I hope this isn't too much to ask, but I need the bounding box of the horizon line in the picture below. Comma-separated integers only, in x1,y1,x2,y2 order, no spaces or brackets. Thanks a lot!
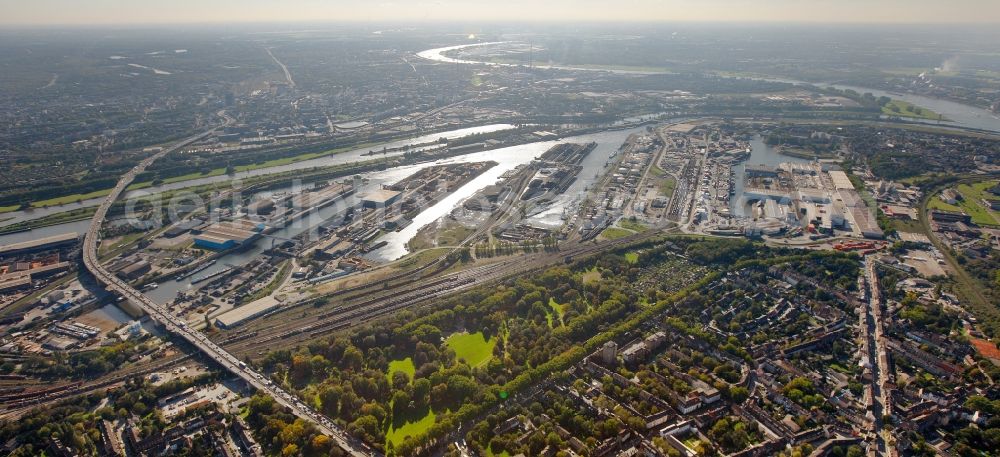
2,18,1000,29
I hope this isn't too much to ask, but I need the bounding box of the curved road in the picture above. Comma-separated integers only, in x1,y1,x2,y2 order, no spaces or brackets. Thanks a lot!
80,116,374,457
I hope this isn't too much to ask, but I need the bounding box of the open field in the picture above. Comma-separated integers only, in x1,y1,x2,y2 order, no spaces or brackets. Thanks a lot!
445,332,496,368
387,357,415,384
10,142,379,211
599,227,633,240
659,175,677,197
929,181,1000,227
580,267,602,285
98,231,148,257
882,100,947,121
437,224,476,247
624,251,640,264
385,408,436,448
483,57,672,74
547,297,566,327
953,181,1000,226
619,219,648,233
970,338,1000,363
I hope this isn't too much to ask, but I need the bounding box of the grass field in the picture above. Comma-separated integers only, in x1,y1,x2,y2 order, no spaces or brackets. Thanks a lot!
889,218,927,234
580,267,602,285
882,100,947,121
927,197,962,212
445,332,496,368
485,57,670,74
683,438,704,451
437,224,476,247
954,181,1000,227
99,231,147,257
624,252,640,264
30,188,114,208
929,181,1000,227
547,297,566,327
393,248,450,273
385,409,436,448
619,219,648,233
600,227,633,240
659,176,677,197
9,142,377,211
387,357,415,384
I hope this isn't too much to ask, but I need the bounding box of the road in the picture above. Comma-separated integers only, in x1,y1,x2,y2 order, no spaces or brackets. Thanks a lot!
80,116,375,457
862,260,892,456
265,47,296,88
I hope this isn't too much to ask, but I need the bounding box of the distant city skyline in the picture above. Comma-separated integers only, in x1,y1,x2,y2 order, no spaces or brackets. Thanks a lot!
2,0,999,26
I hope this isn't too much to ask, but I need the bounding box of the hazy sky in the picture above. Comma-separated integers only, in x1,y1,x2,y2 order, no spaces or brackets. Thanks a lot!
2,0,999,25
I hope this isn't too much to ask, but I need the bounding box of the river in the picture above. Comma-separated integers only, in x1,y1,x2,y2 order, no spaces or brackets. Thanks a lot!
143,125,650,304
0,124,515,240
729,136,812,217
418,42,1000,133
11,42,1000,301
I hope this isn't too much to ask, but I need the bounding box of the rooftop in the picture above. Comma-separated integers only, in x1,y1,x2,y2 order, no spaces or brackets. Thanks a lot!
0,233,78,257
828,170,855,190
214,296,282,328
361,188,402,204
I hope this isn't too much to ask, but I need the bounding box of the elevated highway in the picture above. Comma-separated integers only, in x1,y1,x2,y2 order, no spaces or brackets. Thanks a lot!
80,119,374,457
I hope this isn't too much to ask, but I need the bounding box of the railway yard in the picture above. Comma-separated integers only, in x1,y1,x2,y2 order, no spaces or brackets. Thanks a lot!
0,120,864,422
1,118,996,457
0,128,667,425
4,23,1000,457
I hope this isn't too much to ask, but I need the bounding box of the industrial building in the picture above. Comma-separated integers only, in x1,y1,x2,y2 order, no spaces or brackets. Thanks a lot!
931,210,972,224
247,199,276,215
745,165,780,178
828,170,855,190
361,188,402,208
0,261,72,282
163,219,205,238
0,233,78,258
0,277,31,293
116,260,151,280
193,219,264,250
214,296,282,329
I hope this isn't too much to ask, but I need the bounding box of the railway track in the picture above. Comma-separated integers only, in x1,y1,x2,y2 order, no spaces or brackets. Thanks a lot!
223,230,662,354
0,227,662,423
0,354,190,419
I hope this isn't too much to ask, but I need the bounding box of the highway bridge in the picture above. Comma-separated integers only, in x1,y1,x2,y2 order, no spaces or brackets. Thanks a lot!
80,119,375,457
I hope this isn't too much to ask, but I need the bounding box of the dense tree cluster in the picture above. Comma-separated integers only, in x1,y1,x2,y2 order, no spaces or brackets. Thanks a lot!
245,394,342,457
256,237,757,454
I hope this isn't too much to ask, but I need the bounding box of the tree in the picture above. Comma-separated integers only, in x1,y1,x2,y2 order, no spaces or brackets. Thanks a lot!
318,386,342,417
311,435,332,454
391,371,410,389
347,415,381,443
281,444,299,457
342,346,363,371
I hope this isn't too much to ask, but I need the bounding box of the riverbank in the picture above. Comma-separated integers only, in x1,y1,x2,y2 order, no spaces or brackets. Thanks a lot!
0,207,96,235
0,122,522,216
